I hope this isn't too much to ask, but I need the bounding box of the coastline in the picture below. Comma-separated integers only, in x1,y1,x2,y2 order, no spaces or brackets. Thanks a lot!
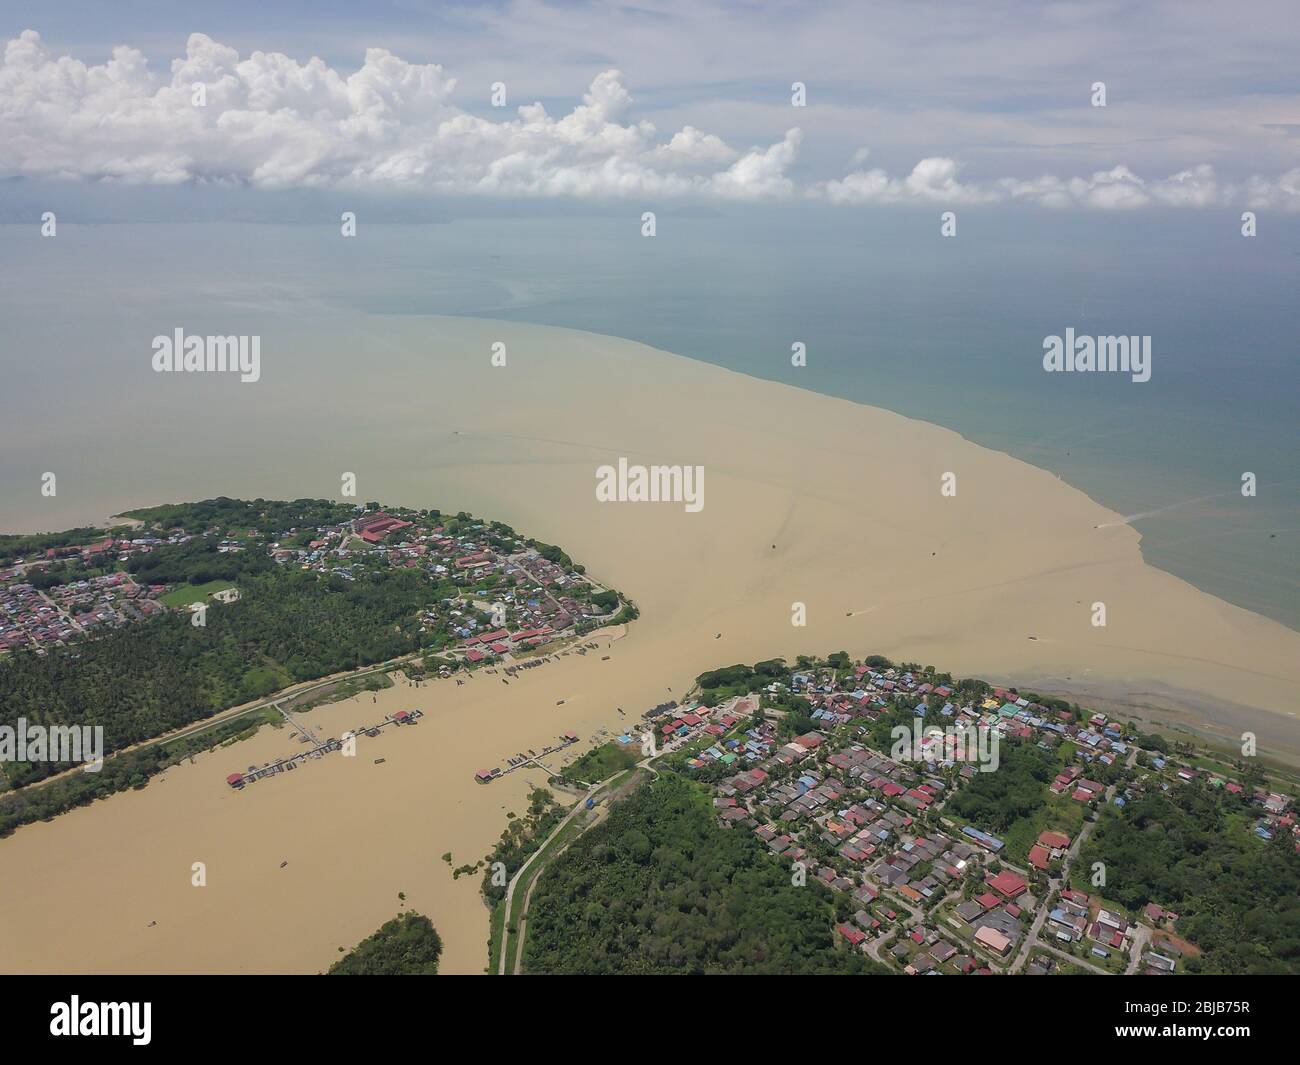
1,316,1297,976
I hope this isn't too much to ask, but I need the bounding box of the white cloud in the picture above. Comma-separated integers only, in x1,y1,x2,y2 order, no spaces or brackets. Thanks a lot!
821,158,1300,211
1,29,1298,211
0,29,795,199
707,128,802,201
1232,167,1300,210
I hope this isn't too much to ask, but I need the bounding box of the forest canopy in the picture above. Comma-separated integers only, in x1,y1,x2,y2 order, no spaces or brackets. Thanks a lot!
327,912,443,975
1080,782,1300,974
523,774,886,974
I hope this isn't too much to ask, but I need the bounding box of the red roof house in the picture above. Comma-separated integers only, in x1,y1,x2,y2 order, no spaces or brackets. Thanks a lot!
987,870,1028,899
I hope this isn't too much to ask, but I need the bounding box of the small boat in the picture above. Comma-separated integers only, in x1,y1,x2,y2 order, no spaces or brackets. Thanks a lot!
374,758,386,764
279,861,288,869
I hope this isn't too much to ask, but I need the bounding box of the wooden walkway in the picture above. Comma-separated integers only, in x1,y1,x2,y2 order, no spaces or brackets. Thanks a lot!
477,735,578,783
227,708,423,788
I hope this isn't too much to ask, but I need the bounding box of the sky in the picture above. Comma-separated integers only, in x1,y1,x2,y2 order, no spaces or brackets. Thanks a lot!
1,0,1297,208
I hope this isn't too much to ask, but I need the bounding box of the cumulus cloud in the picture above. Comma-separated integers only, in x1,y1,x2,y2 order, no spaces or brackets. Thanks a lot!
820,156,998,205
1,29,1297,211
818,158,1300,211
0,30,796,199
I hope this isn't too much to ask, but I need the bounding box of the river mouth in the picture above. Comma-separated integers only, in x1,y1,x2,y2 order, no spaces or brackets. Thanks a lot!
1,316,1297,975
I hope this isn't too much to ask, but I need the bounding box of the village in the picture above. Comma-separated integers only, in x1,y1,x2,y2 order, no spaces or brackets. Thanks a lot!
0,504,626,662
300,511,627,672
637,659,1296,976
0,537,168,652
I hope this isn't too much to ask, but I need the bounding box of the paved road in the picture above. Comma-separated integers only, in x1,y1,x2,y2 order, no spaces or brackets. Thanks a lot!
1010,747,1138,973
10,656,417,795
497,787,594,975
497,756,658,974
1037,941,1110,974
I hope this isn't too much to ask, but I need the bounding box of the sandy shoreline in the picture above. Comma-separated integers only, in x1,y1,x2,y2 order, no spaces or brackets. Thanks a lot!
2,316,1297,975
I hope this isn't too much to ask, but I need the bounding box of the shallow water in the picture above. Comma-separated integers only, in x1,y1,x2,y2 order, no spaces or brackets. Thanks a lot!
1,209,1295,626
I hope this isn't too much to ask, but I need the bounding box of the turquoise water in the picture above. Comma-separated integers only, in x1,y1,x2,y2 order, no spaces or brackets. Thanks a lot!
0,207,1296,626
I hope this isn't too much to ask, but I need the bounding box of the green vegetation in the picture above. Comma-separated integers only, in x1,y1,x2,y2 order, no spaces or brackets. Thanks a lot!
287,671,393,711
554,741,638,786
327,912,443,975
947,739,1058,832
0,566,442,788
499,810,589,974
480,787,566,907
1080,781,1300,974
1,495,624,838
694,658,790,707
158,580,236,608
529,540,576,571
0,526,111,563
522,773,887,974
0,706,281,837
123,497,357,537
1001,791,1086,864
126,536,273,587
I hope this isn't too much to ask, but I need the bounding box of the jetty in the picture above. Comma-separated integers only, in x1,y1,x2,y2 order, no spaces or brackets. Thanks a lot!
225,708,423,789
476,731,579,784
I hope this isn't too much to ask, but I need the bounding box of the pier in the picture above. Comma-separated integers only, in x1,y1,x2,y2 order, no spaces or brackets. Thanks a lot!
225,708,423,789
476,732,579,784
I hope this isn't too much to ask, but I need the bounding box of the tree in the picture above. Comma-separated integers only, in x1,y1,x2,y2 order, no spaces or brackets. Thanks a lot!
328,912,443,974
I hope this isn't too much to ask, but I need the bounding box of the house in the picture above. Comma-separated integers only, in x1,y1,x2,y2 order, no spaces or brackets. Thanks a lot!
930,940,958,963
974,926,1012,956
352,511,415,544
986,870,1028,899
960,825,1005,852
838,924,867,947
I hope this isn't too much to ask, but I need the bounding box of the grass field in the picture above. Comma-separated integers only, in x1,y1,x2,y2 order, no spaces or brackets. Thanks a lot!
997,789,1090,865
554,740,638,785
158,580,236,607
